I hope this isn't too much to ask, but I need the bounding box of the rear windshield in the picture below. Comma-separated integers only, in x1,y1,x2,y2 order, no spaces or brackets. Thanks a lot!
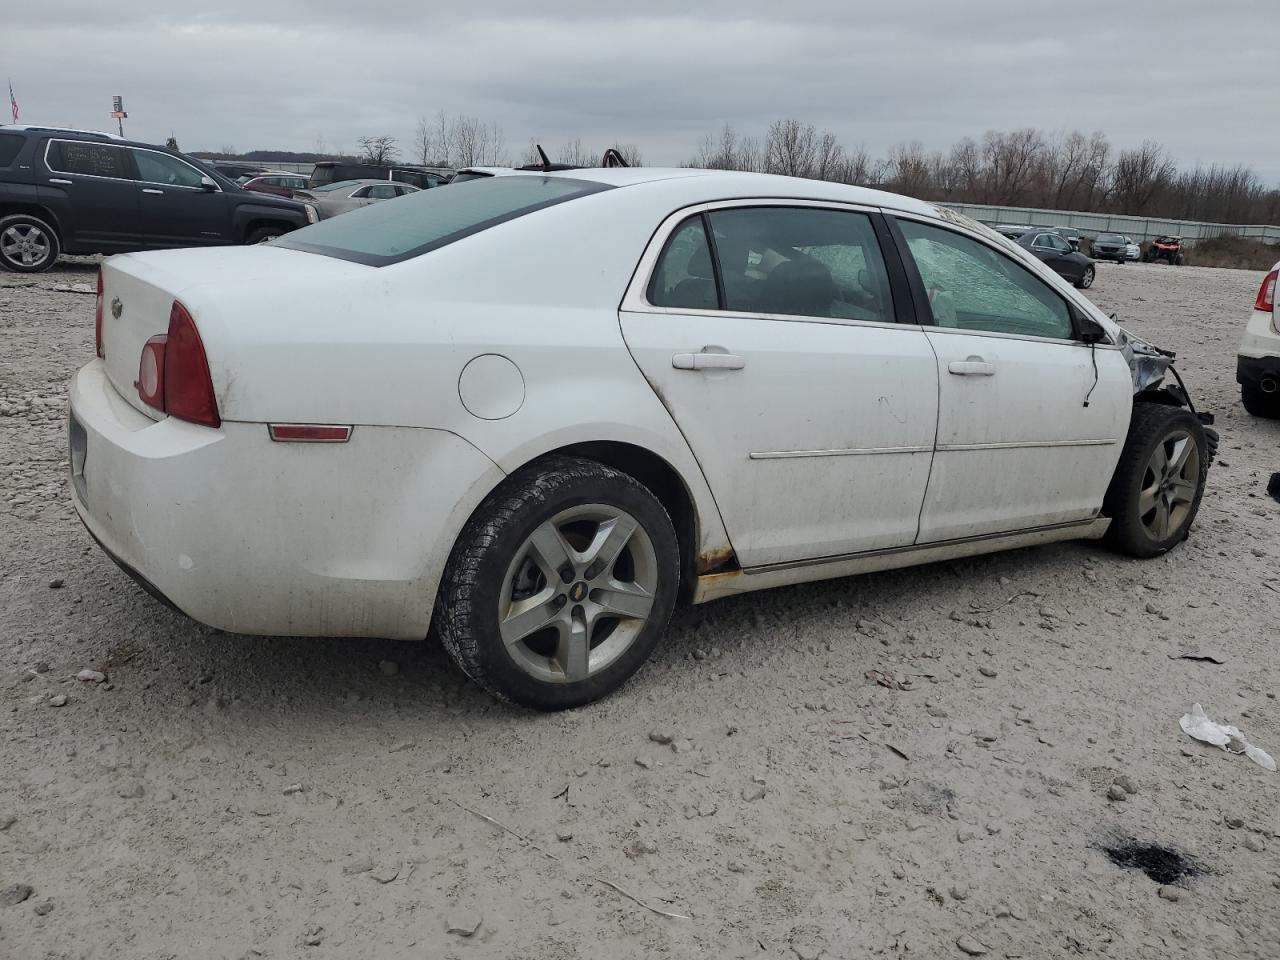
275,175,611,266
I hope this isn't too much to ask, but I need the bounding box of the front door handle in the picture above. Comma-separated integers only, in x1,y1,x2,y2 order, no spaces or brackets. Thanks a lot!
948,356,996,376
48,178,72,186
141,188,163,195
672,351,746,371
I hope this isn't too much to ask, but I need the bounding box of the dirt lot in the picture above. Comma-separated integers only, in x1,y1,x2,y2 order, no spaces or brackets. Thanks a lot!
2,259,1279,960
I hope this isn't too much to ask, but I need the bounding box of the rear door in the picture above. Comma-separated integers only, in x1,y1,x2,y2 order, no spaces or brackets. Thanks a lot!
130,147,230,247
891,215,1132,543
37,139,142,250
620,202,939,568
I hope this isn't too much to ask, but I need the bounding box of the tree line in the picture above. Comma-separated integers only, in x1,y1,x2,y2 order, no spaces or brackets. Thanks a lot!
688,121,1280,225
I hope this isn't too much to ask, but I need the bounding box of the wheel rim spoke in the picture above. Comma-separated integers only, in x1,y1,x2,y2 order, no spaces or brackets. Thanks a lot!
1154,500,1171,539
1168,477,1197,505
1138,484,1159,517
526,522,576,582
1167,437,1191,475
499,591,559,646
581,515,637,575
591,581,654,621
555,609,590,682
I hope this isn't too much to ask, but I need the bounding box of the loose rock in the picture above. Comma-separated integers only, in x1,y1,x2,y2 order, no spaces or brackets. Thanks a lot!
32,900,53,916
1114,775,1138,795
1244,835,1265,852
742,783,766,802
956,934,989,956
1,883,34,906
648,730,673,745
447,911,482,937
48,694,68,707
1106,785,1128,801
1158,885,1182,902
76,669,106,683
978,666,998,678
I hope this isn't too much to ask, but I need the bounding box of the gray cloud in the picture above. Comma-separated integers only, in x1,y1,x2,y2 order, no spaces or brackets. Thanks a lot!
7,1,1278,178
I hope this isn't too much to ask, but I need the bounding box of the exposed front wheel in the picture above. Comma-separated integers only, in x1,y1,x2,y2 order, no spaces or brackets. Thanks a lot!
436,456,680,709
1103,403,1208,558
0,214,60,272
1075,265,1095,289
245,226,285,245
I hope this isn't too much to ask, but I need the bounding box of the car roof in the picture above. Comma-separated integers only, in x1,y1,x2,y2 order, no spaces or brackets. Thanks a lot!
459,167,941,218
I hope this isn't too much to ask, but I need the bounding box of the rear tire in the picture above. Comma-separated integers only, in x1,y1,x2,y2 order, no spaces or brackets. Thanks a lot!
1241,384,1280,419
436,456,680,710
1103,403,1208,558
0,213,60,272
1075,265,1095,289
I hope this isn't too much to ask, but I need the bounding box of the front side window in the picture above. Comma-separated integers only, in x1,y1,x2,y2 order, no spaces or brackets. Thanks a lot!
276,174,611,266
706,207,894,322
47,141,132,179
132,150,205,188
898,219,1073,340
649,216,717,311
366,185,399,200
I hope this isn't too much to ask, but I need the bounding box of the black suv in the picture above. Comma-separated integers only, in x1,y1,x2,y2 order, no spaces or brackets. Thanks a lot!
0,126,314,272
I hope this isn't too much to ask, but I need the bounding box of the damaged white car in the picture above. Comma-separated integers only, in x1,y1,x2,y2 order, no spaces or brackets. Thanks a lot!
69,167,1217,708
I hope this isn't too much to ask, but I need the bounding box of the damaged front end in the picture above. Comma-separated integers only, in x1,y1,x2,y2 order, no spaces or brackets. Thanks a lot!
1116,326,1219,461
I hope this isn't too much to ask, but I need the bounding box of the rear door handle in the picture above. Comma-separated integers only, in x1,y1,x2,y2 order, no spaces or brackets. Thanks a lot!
48,178,72,185
141,188,163,195
672,351,746,371
948,356,995,376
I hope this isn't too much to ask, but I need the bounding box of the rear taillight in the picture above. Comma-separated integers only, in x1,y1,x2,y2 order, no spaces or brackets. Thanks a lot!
94,269,104,358
135,301,221,428
1255,269,1277,313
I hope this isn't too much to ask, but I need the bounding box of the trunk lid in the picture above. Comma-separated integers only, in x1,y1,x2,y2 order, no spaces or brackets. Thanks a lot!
97,244,370,420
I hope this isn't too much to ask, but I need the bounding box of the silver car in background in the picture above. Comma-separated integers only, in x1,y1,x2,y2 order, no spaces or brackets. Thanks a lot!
292,179,421,220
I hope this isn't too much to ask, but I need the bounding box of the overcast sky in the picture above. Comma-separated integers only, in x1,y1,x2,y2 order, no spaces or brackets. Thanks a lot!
7,1,1279,177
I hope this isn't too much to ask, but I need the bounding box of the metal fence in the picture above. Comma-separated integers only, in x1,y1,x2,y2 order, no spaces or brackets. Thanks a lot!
935,202,1280,246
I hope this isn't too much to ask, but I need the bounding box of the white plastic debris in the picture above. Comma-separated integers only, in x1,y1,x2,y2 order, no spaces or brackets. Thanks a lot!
1179,703,1276,772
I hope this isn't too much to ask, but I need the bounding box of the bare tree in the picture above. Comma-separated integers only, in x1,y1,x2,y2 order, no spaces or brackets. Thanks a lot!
357,135,400,166
764,118,818,178
451,114,505,167
1111,140,1174,214
883,142,933,197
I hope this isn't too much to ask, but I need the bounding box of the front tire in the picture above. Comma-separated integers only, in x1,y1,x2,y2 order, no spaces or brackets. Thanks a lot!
0,214,60,272
1241,384,1280,419
1075,265,1095,289
436,456,680,710
1103,403,1208,558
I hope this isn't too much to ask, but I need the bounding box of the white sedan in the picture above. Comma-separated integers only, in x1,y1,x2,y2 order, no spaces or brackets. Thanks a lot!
69,168,1217,708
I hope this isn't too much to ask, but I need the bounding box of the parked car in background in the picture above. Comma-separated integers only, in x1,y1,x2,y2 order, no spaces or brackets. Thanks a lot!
994,223,1035,240
70,168,1215,709
210,160,270,181
292,179,420,219
1237,263,1280,418
307,161,452,191
0,126,314,272
1125,238,1141,261
1092,232,1130,263
242,173,309,199
1053,227,1083,251
1145,236,1184,265
1015,229,1096,287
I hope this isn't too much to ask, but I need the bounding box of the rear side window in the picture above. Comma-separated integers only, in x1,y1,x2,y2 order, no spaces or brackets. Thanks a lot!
47,141,132,179
707,206,895,323
649,217,717,311
898,219,1073,340
0,134,23,167
276,175,612,266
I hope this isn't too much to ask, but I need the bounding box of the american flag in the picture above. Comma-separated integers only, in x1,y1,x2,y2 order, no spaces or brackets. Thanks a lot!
7,81,17,123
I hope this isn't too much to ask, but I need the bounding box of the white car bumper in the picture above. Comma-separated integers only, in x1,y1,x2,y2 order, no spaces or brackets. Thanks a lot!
68,359,504,640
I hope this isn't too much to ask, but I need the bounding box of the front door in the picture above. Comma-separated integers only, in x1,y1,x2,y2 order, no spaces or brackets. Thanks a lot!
620,204,939,568
892,216,1133,543
37,139,142,250
129,148,229,247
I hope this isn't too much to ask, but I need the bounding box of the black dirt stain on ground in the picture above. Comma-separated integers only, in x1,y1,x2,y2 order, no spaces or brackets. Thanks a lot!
1103,840,1201,885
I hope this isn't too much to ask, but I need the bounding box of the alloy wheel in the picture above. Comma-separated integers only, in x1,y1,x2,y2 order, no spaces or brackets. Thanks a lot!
498,504,658,684
1138,430,1199,541
1,223,51,267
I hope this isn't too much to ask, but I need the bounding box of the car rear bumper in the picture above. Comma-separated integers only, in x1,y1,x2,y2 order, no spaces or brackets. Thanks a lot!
69,358,504,640
1237,354,1280,389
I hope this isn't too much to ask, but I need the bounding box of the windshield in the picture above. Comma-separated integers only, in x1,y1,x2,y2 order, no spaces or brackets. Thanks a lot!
275,174,611,266
1097,233,1125,243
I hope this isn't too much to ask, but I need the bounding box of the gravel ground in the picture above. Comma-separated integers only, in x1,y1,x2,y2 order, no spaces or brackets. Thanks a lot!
2,258,1279,959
